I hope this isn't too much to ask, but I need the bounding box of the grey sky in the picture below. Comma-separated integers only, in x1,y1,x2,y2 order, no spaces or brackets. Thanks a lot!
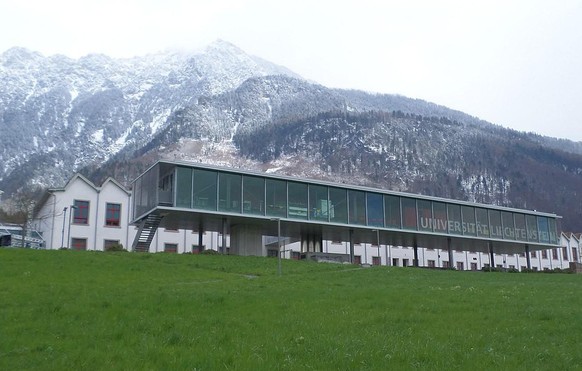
2,0,581,141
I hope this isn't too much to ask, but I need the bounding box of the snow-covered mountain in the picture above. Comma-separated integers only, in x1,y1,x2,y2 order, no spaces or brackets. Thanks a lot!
0,40,300,189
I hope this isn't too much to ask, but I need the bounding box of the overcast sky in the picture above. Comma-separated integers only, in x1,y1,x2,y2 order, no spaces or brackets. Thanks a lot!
2,0,581,141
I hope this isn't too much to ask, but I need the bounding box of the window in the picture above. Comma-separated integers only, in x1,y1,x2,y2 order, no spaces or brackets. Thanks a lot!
104,239,120,251
447,204,462,235
542,250,548,259
402,198,417,230
71,238,87,251
384,195,401,228
353,255,362,265
266,179,287,217
366,192,384,227
531,250,537,258
164,243,178,253
73,200,90,224
193,169,217,210
427,260,436,268
105,203,121,226
392,258,400,266
417,200,432,232
456,261,464,270
562,247,569,261
288,182,308,220
192,244,205,254
348,190,366,225
552,249,558,260
175,167,192,208
329,187,347,224
372,256,381,266
218,173,242,213
572,248,579,262
309,184,328,221
461,206,476,236
243,176,265,215
471,263,478,271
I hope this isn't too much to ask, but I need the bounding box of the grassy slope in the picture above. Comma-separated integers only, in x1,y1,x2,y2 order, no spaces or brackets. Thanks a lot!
1,249,581,370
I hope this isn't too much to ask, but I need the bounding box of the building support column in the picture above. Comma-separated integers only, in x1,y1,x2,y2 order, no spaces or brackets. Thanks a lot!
525,244,531,270
349,229,354,264
447,238,454,269
488,242,494,272
221,218,227,254
198,222,204,253
413,240,419,267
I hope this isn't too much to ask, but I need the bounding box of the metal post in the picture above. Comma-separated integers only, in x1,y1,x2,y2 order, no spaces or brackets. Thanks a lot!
525,245,531,270
447,238,453,269
488,242,494,272
413,240,419,267
376,229,380,264
60,207,67,248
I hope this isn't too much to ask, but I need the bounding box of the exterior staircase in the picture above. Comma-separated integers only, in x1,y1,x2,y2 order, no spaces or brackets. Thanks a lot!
132,214,163,252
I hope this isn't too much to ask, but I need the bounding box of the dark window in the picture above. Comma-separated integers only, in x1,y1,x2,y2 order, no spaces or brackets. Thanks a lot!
531,250,537,258
417,200,432,232
309,184,329,221
475,208,490,238
164,243,178,253
71,238,87,251
447,204,462,235
218,173,242,213
401,198,417,230
542,250,548,259
538,217,550,244
526,215,538,242
175,167,192,208
366,192,384,227
348,190,366,225
514,213,527,241
502,212,515,240
105,203,121,227
266,179,287,217
73,200,89,224
193,169,217,210
243,176,265,215
288,182,308,220
461,206,476,236
548,218,558,245
104,239,120,251
384,195,401,228
562,247,569,261
329,187,348,224
432,202,447,233
489,210,503,239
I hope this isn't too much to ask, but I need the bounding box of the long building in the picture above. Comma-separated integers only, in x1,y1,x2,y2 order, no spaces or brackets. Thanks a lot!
131,160,562,269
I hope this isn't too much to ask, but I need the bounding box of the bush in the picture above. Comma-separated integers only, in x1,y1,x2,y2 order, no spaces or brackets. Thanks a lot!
105,243,126,252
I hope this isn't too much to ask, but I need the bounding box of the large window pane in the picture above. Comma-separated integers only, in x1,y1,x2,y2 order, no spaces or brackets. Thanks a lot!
193,169,217,210
218,173,241,213
548,218,558,244
489,210,503,239
502,211,515,240
526,214,538,242
366,192,383,227
329,187,347,224
417,200,432,232
266,179,286,217
348,190,366,225
402,198,417,230
461,206,476,236
475,208,490,238
447,204,462,235
288,182,308,220
537,217,550,244
432,202,447,233
384,195,401,228
243,176,264,215
514,213,527,241
175,167,192,208
309,185,328,221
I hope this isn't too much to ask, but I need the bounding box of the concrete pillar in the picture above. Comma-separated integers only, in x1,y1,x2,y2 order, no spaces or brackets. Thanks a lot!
413,240,419,267
447,238,454,269
349,229,354,263
525,245,531,270
488,242,494,271
221,218,227,254
198,222,204,253
231,224,263,256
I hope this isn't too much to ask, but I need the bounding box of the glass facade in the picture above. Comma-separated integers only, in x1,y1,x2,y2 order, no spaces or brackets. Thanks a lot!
132,162,561,247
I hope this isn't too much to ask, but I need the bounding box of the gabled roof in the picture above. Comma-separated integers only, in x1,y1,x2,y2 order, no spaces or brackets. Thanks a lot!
34,174,131,217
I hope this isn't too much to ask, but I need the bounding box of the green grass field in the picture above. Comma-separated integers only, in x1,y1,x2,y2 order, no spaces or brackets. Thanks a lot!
1,248,581,370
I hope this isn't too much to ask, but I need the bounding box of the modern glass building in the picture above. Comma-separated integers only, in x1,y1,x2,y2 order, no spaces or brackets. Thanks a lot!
132,160,560,261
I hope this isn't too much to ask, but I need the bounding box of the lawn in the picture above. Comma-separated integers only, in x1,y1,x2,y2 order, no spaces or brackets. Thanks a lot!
1,248,581,370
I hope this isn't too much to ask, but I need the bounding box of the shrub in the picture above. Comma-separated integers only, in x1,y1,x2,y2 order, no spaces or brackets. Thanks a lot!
105,243,126,252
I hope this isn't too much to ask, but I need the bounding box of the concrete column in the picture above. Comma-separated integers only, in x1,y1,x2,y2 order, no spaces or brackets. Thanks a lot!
525,245,531,270
413,240,419,267
221,218,227,254
447,238,453,269
198,222,204,252
349,229,354,263
488,242,494,271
